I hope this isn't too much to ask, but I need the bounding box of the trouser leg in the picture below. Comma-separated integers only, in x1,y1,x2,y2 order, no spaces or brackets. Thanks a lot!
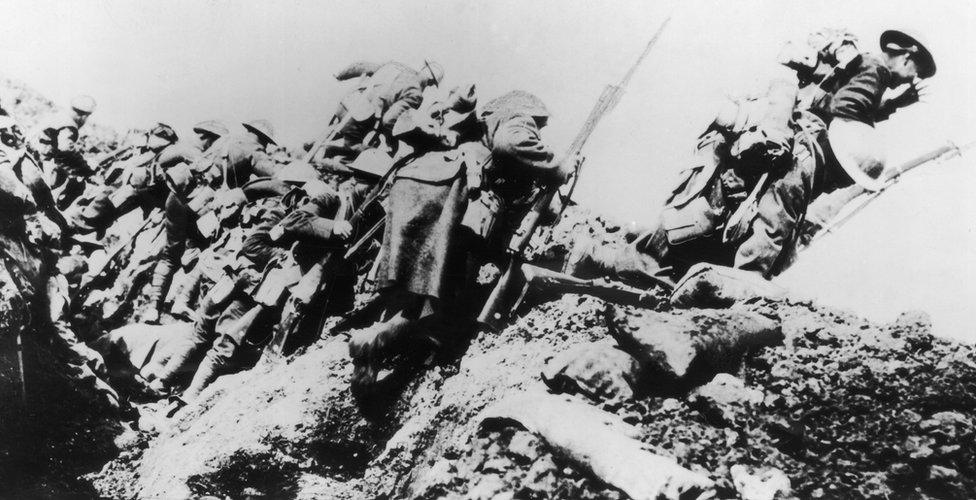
152,290,226,387
147,194,191,317
181,299,265,401
733,160,818,278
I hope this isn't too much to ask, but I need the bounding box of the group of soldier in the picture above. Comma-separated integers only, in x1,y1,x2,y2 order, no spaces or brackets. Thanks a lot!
0,27,936,419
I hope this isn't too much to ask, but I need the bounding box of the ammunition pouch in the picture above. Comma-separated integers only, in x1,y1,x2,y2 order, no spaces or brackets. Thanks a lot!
661,195,724,246
659,132,727,246
461,189,503,241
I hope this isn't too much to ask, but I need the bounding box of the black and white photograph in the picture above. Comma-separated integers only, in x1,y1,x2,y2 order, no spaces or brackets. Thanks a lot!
1,1,975,498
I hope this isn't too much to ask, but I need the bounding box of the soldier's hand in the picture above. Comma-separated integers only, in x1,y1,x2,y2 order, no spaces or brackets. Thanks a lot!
269,224,286,242
334,220,353,240
882,82,924,112
554,153,583,184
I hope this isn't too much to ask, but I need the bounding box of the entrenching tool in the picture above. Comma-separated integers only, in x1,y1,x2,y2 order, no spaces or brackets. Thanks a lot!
477,16,671,330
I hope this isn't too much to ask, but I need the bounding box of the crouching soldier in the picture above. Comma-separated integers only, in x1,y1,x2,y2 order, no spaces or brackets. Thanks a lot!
347,87,574,398
571,28,936,283
144,190,287,404
312,60,444,172
63,123,181,237
733,29,936,277
263,159,387,354
629,77,801,280
35,98,98,211
143,121,232,322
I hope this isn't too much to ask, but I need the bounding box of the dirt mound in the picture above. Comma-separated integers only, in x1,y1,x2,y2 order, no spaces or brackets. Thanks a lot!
85,293,976,499
4,74,975,499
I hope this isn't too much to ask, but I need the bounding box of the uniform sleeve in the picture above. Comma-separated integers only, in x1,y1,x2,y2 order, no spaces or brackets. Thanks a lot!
380,84,423,130
225,141,276,185
491,115,559,179
278,209,338,243
829,62,886,125
157,143,202,171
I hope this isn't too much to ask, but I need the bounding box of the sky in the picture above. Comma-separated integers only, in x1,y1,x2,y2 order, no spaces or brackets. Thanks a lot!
1,0,975,340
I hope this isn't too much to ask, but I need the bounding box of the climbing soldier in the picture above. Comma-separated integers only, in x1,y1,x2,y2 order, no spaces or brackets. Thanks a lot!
733,29,936,276
312,60,444,171
347,88,576,398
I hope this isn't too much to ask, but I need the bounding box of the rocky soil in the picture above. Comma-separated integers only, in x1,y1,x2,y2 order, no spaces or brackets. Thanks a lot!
2,74,975,499
82,290,976,499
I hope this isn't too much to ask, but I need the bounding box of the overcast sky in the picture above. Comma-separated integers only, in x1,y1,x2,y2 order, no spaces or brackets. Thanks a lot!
2,0,975,340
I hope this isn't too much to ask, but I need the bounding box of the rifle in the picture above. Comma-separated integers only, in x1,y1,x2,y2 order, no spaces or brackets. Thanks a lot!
94,143,135,170
808,140,976,246
477,16,671,330
268,152,418,355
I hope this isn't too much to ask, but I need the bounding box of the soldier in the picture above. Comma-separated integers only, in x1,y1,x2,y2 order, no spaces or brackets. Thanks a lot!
32,96,96,206
34,95,96,157
144,121,233,322
733,29,936,277
315,60,445,171
0,117,66,237
62,123,179,237
223,120,280,187
570,29,936,284
160,190,294,406
348,88,574,397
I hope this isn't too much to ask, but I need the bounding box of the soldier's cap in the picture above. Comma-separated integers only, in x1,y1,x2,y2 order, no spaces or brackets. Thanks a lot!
422,60,445,87
479,90,550,121
192,120,229,138
880,29,936,79
274,160,321,184
243,119,277,146
349,148,394,178
150,122,178,143
70,95,96,115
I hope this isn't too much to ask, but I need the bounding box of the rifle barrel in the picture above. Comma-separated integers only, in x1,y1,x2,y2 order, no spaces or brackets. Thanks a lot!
565,16,670,158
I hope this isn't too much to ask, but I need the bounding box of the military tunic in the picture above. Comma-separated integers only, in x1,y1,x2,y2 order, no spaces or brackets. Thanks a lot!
734,54,892,277
327,62,426,164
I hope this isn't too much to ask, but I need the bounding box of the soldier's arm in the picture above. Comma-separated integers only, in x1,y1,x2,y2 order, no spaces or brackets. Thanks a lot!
381,85,423,130
157,143,203,171
276,209,345,244
828,61,886,125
